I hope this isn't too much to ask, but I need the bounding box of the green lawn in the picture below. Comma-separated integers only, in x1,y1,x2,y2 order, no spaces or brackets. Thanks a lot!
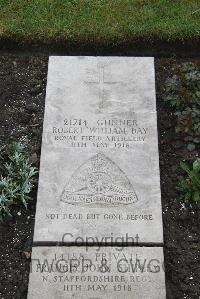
0,0,199,42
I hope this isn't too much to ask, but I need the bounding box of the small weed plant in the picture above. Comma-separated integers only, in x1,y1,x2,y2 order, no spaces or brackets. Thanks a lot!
0,142,37,220
165,62,200,151
177,159,200,202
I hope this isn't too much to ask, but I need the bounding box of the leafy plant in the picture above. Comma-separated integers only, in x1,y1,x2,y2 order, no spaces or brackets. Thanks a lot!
0,142,37,220
165,62,200,151
177,159,200,202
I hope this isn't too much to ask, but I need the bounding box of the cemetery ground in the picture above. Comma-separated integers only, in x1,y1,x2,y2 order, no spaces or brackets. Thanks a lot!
0,55,199,299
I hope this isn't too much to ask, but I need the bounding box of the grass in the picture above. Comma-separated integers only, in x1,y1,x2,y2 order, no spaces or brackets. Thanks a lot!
0,0,199,42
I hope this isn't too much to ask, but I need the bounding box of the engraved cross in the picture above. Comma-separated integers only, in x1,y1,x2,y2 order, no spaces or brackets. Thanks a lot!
84,66,119,102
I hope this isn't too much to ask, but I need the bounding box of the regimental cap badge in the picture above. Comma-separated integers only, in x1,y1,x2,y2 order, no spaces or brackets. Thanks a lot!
60,153,138,206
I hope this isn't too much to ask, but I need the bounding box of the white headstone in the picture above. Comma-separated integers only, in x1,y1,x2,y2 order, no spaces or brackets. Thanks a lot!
34,56,163,244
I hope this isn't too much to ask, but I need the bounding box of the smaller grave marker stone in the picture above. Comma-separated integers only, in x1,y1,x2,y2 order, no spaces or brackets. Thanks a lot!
27,246,166,299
